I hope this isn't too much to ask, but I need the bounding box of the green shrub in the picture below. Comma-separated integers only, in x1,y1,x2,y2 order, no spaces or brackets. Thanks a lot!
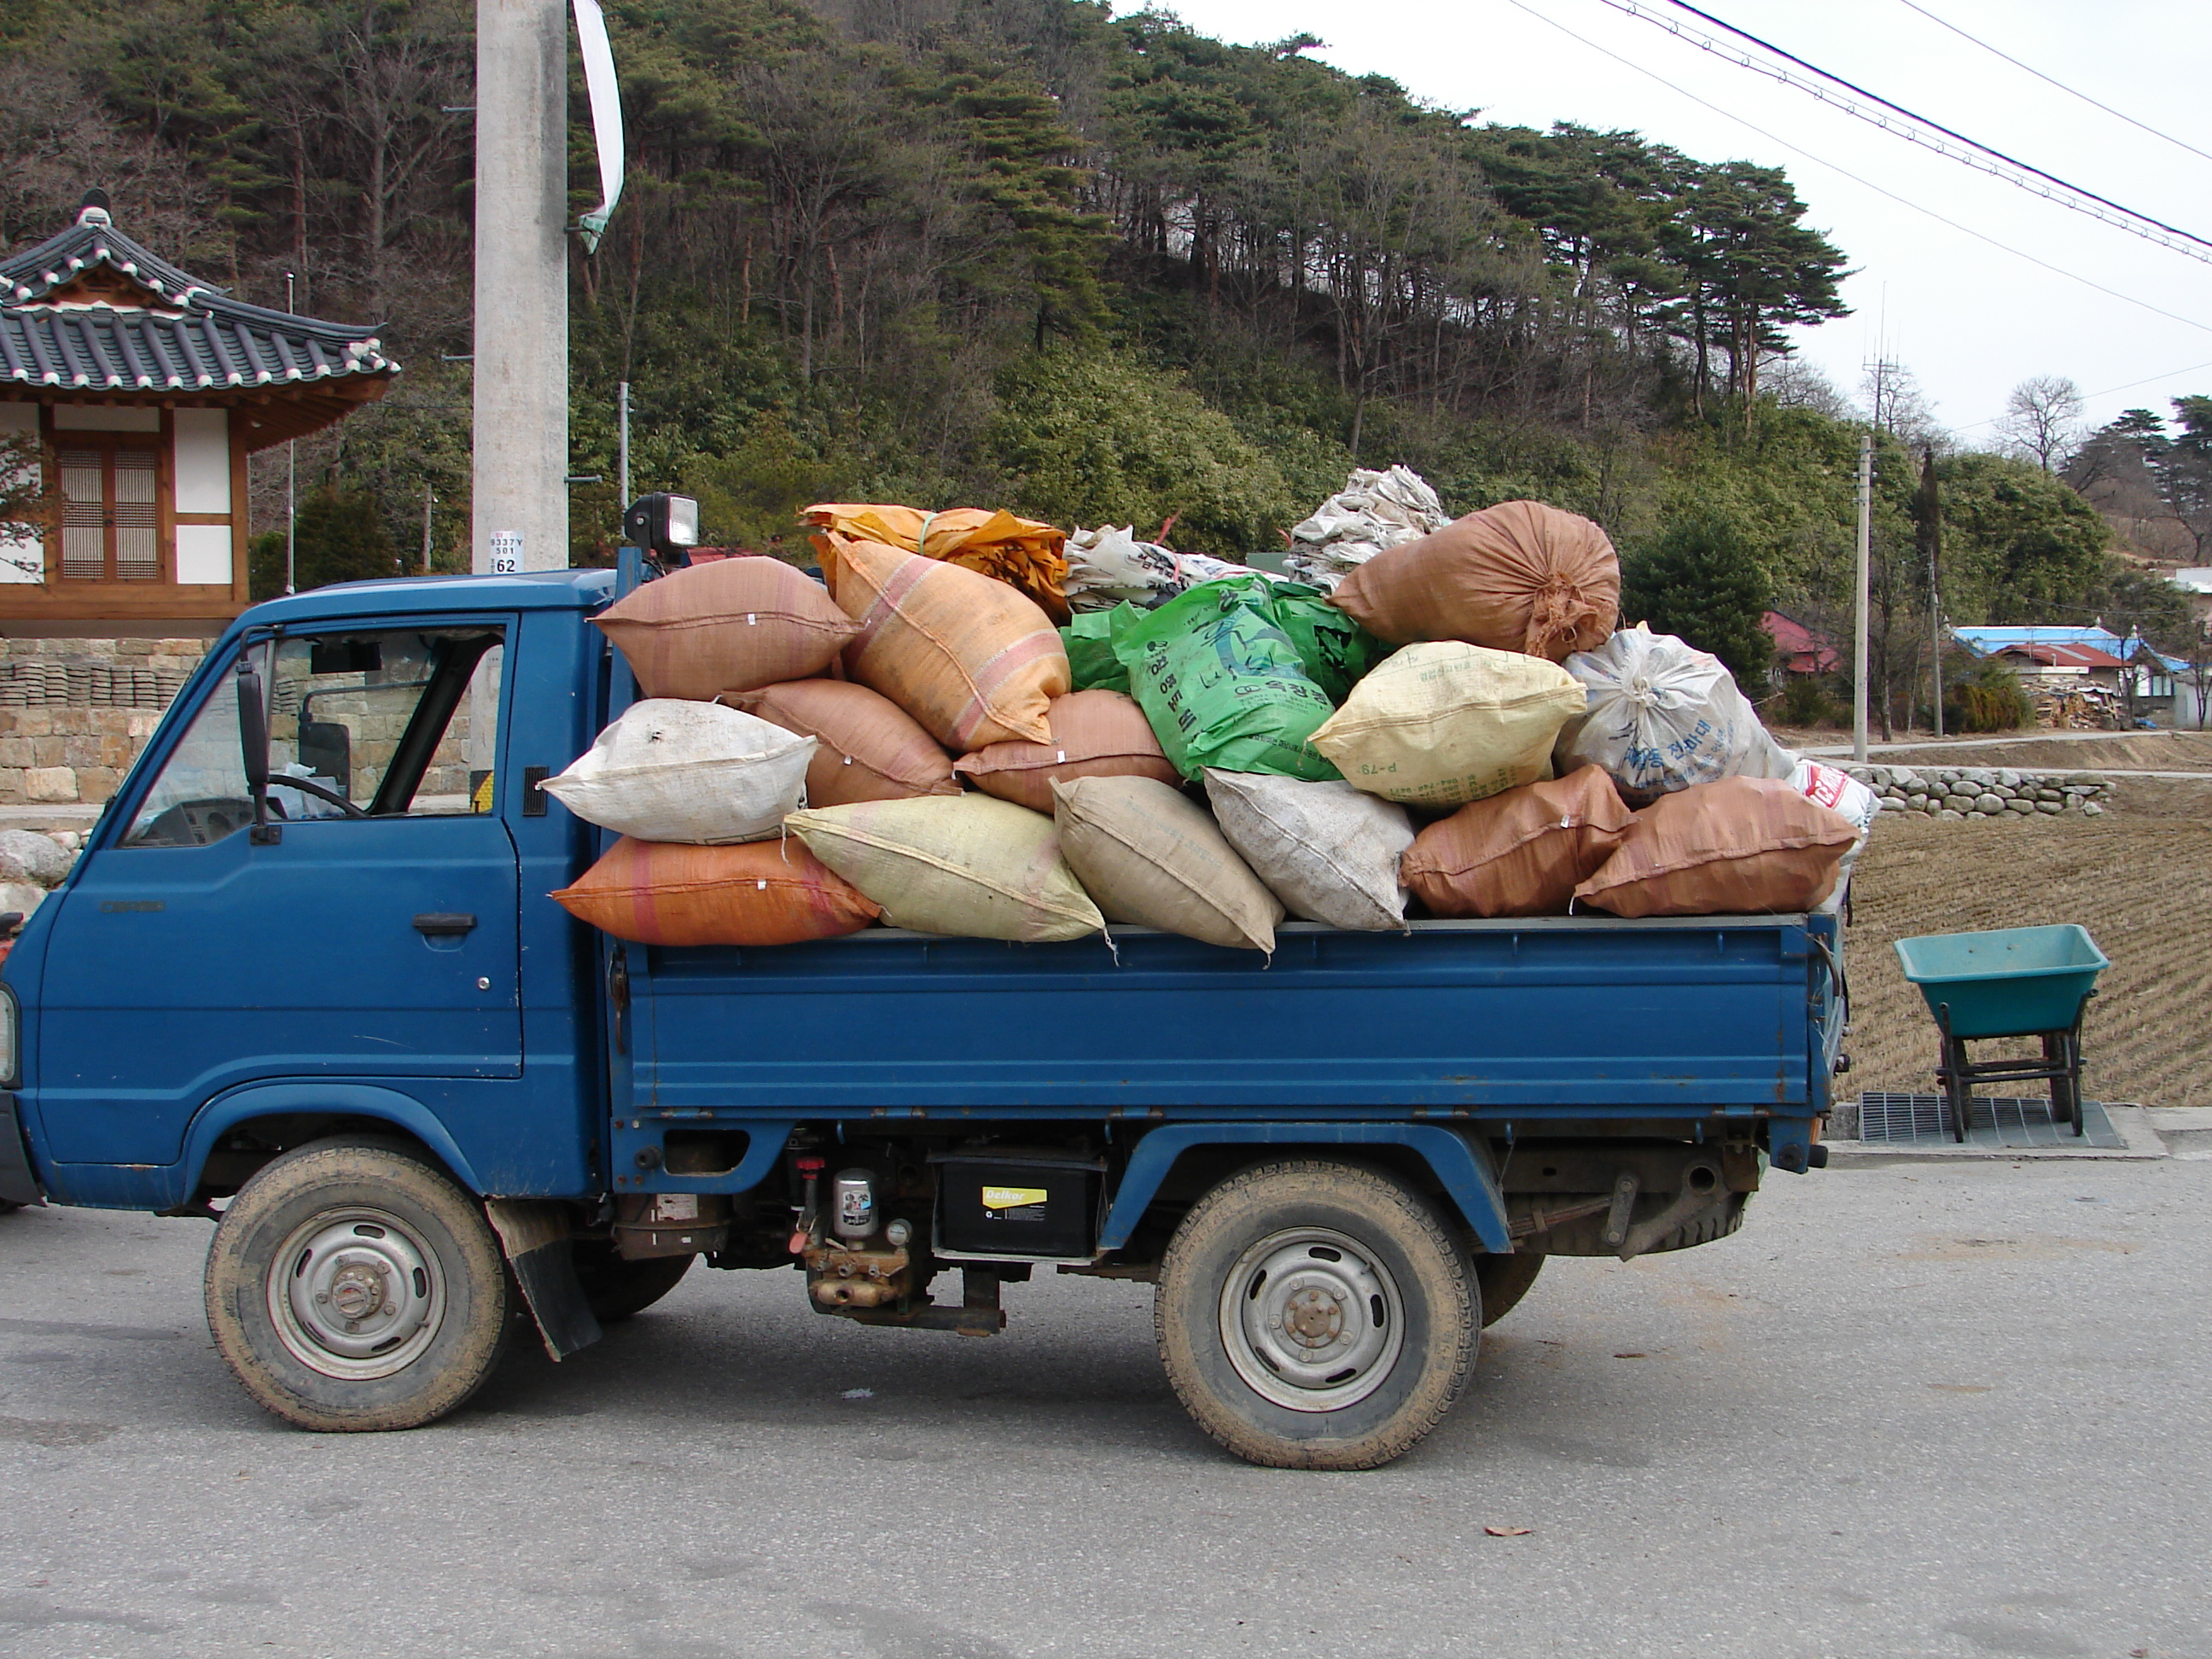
1775,673,1840,727
1620,515,1776,687
1945,657,2033,732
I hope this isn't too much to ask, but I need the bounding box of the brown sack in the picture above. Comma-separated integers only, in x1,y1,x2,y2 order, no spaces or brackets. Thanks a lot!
1401,766,1632,918
550,837,881,946
953,690,1181,813
805,502,1070,623
1573,776,1859,918
593,556,860,701
1328,500,1620,662
727,679,959,808
825,535,1069,751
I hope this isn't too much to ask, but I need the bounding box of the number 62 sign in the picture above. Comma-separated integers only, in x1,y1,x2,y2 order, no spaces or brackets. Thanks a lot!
488,530,523,574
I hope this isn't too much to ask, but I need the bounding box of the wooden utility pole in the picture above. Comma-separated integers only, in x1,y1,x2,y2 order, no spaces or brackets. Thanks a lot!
1919,446,1944,737
1854,433,1872,764
472,0,569,573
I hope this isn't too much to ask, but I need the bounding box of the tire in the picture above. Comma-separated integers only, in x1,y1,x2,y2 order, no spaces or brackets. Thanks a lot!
1155,1160,1476,1470
573,1244,693,1323
1473,1250,1545,1327
204,1138,511,1432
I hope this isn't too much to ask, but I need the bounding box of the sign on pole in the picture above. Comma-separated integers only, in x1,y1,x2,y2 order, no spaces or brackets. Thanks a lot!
490,529,524,574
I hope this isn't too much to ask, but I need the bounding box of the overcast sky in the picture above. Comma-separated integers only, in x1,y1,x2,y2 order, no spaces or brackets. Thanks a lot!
1157,0,2212,446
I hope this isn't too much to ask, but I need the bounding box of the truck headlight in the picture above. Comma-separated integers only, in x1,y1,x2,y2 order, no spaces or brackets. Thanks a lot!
0,983,17,1088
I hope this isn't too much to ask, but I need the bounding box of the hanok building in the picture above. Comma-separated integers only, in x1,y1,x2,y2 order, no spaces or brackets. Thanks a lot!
0,193,399,805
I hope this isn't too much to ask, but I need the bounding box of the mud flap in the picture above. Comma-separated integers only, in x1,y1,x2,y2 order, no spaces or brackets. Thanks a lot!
485,1198,602,1360
0,1096,43,1207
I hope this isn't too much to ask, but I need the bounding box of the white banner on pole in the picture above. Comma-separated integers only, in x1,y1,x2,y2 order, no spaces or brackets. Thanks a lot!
573,0,624,254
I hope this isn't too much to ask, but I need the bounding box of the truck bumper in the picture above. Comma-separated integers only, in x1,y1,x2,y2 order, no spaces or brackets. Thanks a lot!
0,1093,45,1206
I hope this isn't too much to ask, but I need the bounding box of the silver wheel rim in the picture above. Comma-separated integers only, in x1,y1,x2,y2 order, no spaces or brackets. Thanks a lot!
266,1208,445,1381
1218,1226,1406,1413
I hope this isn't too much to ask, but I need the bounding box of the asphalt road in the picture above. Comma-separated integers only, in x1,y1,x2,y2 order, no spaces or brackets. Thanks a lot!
2,1155,2207,1659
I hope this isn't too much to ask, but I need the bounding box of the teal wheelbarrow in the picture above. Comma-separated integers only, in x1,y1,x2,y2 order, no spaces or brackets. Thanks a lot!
1894,925,2109,1142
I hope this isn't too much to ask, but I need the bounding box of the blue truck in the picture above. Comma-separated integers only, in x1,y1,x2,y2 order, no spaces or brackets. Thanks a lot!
0,568,1846,1469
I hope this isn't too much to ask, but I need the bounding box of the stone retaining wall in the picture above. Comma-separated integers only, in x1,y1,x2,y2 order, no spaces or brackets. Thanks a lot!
1839,763,2114,820
0,638,207,805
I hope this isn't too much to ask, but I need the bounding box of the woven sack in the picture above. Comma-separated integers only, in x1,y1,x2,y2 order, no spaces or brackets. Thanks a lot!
1555,626,1793,805
593,557,859,701
804,502,1070,623
784,795,1102,943
1309,642,1585,808
824,536,1069,751
542,700,814,844
1573,776,1859,917
1202,770,1413,932
1051,776,1283,952
550,837,881,946
1328,500,1619,662
1401,766,1632,918
954,690,1181,813
727,678,958,809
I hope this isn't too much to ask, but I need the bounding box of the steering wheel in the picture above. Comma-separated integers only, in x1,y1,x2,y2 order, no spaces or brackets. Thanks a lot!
267,775,370,818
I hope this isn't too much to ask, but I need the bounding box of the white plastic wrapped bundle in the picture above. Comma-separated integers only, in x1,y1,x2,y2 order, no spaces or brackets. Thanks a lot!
1553,626,1793,806
544,699,816,843
1062,526,1286,611
1283,466,1448,590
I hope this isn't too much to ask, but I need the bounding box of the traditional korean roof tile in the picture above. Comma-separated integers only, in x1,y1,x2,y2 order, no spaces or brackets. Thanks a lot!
0,199,399,421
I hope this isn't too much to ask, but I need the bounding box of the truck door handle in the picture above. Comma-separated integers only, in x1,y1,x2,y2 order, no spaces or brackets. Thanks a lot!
414,912,478,936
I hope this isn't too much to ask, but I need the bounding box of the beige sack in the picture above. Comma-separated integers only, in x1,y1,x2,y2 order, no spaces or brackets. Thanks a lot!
593,556,859,701
1309,642,1586,808
824,535,1069,751
1051,776,1283,952
953,690,1181,813
1573,776,1859,917
784,795,1102,943
542,700,815,844
1202,770,1413,932
727,678,959,808
1328,500,1619,661
1401,766,1632,918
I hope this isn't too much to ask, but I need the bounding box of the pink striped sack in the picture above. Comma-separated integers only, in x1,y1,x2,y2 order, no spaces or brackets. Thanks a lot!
823,535,1069,751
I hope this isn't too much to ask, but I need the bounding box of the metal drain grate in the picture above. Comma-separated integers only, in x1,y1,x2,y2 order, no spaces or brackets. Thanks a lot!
1855,1093,2124,1150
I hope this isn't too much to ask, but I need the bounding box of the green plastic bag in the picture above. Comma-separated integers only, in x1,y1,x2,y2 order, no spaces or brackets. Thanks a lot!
1061,608,1131,694
1260,583,1389,703
1110,579,1341,782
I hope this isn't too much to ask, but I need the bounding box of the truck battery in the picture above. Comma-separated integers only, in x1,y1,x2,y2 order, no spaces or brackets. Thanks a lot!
930,1151,1104,1260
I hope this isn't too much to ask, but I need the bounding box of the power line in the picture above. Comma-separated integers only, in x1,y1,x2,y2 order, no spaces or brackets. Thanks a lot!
1499,0,2212,341
1894,0,2212,170
1594,0,2212,265
1953,360,2212,434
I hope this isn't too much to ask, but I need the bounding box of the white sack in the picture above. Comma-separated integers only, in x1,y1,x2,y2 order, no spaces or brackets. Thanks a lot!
1064,525,1288,612
544,698,815,844
1786,754,1878,899
1203,769,1414,932
1284,465,1448,590
1554,626,1793,806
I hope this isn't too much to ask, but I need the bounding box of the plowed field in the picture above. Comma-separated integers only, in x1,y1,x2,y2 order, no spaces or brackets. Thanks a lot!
1841,756,2212,1108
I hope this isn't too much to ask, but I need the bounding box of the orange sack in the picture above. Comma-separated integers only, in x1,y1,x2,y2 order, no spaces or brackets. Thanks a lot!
954,689,1181,813
593,556,859,701
727,678,960,808
824,535,1069,751
1401,766,1633,918
805,502,1070,624
1573,776,1860,918
1327,499,1619,662
550,837,881,946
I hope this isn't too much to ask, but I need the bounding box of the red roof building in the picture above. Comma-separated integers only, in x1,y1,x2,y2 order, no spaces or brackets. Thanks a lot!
1761,610,1838,675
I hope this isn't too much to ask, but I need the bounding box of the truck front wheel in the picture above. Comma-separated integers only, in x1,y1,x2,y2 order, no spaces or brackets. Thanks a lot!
204,1138,511,1432
1155,1160,1476,1470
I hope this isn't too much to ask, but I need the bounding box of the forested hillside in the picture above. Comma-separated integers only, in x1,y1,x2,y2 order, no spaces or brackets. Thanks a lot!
1,0,2187,717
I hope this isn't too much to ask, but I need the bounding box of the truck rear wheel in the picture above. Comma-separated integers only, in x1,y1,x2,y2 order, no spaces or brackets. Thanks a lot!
204,1138,510,1432
1155,1160,1476,1470
1474,1250,1545,1326
573,1244,693,1323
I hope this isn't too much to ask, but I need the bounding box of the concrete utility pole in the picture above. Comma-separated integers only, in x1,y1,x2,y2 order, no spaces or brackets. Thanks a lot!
618,381,631,509
284,271,297,595
472,0,570,573
1854,432,1872,764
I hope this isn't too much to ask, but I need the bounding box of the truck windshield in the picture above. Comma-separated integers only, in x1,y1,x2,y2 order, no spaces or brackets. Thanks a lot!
123,628,505,847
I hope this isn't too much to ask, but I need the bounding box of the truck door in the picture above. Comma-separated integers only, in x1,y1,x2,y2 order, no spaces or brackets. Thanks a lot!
36,623,521,1167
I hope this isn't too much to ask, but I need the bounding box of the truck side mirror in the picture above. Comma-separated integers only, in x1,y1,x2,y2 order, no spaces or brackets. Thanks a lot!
236,660,279,843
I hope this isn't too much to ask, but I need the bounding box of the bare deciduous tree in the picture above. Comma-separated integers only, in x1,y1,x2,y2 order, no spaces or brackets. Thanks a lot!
1995,374,2086,473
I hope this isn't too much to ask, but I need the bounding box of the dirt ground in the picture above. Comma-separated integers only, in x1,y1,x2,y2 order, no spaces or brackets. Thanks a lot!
1840,743,2212,1109
1770,727,2212,773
